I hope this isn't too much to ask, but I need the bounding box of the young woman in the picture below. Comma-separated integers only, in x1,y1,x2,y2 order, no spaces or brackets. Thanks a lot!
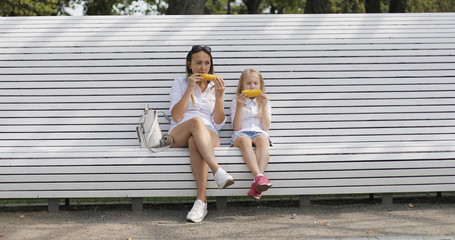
230,69,272,200
168,45,234,223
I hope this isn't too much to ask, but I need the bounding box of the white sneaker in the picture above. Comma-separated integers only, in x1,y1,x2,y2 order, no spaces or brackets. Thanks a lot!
186,199,208,223
214,167,234,190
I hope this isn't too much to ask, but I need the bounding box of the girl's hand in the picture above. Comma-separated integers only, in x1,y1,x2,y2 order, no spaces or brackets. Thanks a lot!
213,76,225,98
187,74,202,91
237,92,248,105
258,93,269,105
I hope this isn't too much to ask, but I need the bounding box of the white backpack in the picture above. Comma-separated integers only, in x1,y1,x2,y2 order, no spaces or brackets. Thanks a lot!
136,104,173,152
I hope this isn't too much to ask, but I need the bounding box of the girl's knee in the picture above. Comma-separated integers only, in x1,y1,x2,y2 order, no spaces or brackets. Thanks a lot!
254,135,270,147
235,136,252,148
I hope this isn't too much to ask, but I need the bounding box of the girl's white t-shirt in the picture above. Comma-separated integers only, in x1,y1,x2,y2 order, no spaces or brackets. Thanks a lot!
229,97,272,136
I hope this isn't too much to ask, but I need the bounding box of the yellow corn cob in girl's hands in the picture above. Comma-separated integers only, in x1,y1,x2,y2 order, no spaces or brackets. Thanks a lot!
201,74,221,81
242,89,262,98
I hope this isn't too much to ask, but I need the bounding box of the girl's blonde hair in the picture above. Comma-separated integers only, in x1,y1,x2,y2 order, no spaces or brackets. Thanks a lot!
236,69,266,119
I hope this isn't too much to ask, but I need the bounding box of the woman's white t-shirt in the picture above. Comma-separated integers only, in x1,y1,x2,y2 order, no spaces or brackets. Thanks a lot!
168,76,226,134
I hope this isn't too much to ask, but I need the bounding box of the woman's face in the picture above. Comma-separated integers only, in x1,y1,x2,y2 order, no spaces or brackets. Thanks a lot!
188,51,211,74
242,74,261,90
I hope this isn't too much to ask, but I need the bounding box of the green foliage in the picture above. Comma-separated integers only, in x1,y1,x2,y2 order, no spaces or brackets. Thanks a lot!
264,0,306,14
205,0,247,14
0,0,59,16
331,0,365,13
1,0,454,16
144,0,168,14
407,0,455,12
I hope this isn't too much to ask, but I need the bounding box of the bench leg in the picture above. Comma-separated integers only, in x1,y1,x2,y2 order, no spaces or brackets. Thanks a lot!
382,193,393,205
216,196,228,210
48,199,59,213
131,198,143,213
299,195,311,208
369,193,375,200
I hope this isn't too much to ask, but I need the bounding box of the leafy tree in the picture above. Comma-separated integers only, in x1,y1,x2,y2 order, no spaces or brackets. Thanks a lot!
167,0,205,14
365,0,381,13
242,0,262,13
331,0,364,13
304,0,331,13
264,0,305,14
389,0,406,12
62,0,139,15
3,0,455,16
0,0,59,16
85,0,121,15
407,0,455,12
205,0,246,14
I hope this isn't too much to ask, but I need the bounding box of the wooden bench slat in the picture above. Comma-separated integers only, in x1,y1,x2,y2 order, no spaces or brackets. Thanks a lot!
2,44,455,55
3,175,455,192
2,48,455,61
3,37,455,48
3,183,455,199
5,168,455,183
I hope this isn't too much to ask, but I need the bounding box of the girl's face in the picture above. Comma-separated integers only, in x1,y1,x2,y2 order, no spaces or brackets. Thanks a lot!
242,74,261,90
188,51,211,74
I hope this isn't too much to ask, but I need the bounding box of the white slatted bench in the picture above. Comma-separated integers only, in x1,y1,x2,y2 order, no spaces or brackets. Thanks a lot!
1,13,455,213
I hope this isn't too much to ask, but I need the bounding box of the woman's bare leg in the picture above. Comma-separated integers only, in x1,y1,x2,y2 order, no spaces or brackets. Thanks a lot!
170,118,221,173
170,118,222,202
188,136,208,202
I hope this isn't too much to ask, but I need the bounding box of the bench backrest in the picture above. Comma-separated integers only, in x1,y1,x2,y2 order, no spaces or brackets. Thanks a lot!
1,13,455,149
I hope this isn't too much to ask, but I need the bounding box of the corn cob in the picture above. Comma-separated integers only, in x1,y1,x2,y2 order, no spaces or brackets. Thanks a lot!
242,89,262,98
201,74,220,81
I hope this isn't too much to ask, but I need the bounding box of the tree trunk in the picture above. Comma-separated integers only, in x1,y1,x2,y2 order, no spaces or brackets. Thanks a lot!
242,0,262,14
85,0,118,15
365,0,381,13
304,0,330,14
389,0,407,13
167,0,206,15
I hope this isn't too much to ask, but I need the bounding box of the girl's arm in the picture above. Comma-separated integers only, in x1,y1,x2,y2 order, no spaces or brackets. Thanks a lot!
260,105,271,131
259,94,271,131
232,93,247,131
232,101,243,131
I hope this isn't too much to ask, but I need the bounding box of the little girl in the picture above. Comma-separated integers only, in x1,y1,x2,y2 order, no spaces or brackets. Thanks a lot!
230,69,272,199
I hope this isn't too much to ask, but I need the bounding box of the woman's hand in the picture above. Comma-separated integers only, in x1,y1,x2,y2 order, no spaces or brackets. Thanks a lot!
187,74,202,91
213,76,225,99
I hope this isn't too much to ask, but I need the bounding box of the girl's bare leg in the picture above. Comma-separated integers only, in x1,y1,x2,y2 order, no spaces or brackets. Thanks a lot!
234,136,261,176
252,135,270,174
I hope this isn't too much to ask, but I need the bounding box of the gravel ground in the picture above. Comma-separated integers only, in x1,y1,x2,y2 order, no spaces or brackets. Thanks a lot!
1,195,454,240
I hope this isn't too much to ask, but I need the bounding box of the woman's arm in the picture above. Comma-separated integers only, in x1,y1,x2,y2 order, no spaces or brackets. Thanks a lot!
170,75,200,122
171,87,192,122
212,77,226,125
